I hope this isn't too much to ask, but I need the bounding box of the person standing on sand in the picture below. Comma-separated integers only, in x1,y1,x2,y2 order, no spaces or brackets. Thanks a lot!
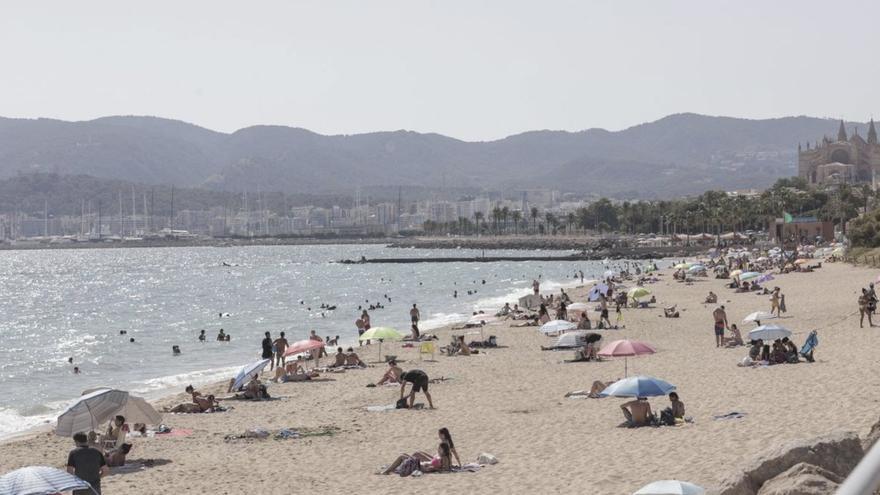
713,305,729,347
859,289,873,328
410,304,420,326
355,315,365,346
67,432,108,494
261,332,274,369
770,287,781,316
273,332,289,368
400,369,434,409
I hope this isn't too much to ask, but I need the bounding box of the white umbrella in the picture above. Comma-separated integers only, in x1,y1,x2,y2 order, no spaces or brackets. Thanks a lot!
634,480,705,495
81,388,162,426
553,331,587,348
55,389,129,437
742,311,777,324
231,359,271,392
566,302,590,313
0,466,96,495
539,320,577,335
748,324,792,341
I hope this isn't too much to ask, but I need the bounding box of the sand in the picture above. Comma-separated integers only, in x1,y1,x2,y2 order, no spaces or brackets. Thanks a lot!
2,261,878,494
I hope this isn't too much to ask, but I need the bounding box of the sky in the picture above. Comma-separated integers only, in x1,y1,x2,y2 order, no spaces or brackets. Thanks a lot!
0,0,877,141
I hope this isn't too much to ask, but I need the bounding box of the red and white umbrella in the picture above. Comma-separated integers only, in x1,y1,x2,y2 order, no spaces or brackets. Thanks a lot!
283,339,325,357
598,339,656,377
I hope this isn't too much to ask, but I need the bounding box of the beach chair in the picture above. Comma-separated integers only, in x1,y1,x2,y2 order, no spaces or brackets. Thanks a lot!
419,341,436,361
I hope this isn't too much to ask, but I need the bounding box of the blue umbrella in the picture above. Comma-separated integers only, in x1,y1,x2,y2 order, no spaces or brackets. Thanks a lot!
231,359,271,392
0,466,96,495
588,284,609,302
599,375,676,398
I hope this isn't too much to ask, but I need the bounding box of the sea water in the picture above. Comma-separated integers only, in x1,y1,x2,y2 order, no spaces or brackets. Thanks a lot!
0,244,634,437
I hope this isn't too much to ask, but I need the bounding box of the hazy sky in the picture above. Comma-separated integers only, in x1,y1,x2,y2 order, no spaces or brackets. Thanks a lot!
1,1,877,141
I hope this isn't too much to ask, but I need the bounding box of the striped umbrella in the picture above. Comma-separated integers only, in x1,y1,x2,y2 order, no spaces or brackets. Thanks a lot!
55,389,129,437
0,466,96,495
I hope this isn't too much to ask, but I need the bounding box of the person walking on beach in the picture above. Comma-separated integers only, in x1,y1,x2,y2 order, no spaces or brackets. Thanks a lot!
410,304,421,326
859,289,873,328
713,305,729,347
355,314,366,346
261,332,274,369
361,310,372,345
400,369,434,409
273,332,289,368
770,287,781,316
67,432,108,494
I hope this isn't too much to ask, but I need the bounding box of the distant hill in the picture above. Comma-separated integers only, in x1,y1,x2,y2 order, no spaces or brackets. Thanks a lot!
0,113,866,199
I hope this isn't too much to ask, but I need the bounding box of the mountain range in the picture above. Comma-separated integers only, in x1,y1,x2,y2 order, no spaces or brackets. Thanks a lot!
0,113,865,200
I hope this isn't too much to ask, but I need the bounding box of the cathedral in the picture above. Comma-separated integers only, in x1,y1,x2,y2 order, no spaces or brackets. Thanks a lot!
798,120,880,186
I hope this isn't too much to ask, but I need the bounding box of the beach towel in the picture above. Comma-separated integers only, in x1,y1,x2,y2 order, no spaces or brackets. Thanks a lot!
800,330,818,359
154,428,193,438
713,412,747,420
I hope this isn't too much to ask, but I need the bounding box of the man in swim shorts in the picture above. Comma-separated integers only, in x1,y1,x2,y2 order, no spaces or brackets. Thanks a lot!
712,305,729,348
400,369,434,409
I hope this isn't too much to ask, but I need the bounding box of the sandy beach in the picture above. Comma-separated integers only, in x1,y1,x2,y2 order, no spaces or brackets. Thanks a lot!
2,261,878,494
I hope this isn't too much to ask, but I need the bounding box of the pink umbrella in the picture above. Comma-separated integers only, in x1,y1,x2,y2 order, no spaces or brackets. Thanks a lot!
283,339,325,357
598,339,656,377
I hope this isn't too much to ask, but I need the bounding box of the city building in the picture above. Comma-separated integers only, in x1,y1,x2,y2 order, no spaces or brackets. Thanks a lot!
799,120,880,186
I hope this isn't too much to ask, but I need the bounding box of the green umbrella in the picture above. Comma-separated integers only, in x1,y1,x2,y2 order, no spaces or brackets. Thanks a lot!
359,326,404,361
627,287,651,300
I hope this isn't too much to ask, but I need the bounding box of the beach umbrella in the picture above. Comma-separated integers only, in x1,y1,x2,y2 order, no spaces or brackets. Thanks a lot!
55,389,129,437
0,466,96,495
599,375,676,398
686,264,705,274
755,273,775,284
359,326,404,361
80,388,162,426
739,271,761,281
598,339,656,377
794,258,809,265
748,324,791,341
627,287,651,300
603,269,616,280
231,359,271,392
283,339,325,357
553,331,587,348
755,256,769,262
729,269,742,278
566,302,590,313
742,311,776,325
588,284,609,302
539,320,577,335
633,480,705,495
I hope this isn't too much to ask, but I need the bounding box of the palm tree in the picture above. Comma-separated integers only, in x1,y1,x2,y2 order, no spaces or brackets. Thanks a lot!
474,211,484,235
501,206,510,234
566,212,576,235
530,206,539,234
511,210,522,235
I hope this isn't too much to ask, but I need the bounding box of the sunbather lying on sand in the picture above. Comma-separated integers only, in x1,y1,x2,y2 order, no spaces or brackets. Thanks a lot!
166,385,221,413
273,362,319,382
565,380,617,398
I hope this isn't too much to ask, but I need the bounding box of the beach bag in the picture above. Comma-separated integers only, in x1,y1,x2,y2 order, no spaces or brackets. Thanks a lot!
487,336,497,347
395,398,409,409
660,408,676,426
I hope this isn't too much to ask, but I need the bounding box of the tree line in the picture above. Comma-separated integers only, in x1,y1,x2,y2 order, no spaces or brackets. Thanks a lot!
423,177,873,239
